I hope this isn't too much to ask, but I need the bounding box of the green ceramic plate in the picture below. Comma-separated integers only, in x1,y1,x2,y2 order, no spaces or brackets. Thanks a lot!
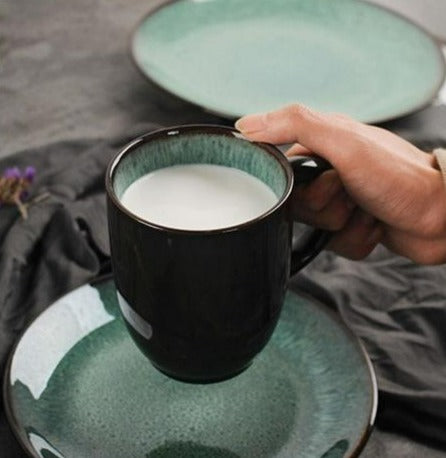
4,278,377,458
131,0,445,123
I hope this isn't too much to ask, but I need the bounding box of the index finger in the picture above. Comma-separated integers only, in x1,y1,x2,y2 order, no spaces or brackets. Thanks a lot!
235,105,369,170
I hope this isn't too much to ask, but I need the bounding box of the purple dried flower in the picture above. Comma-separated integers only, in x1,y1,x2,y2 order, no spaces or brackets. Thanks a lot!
3,167,21,179
0,165,38,219
24,166,36,182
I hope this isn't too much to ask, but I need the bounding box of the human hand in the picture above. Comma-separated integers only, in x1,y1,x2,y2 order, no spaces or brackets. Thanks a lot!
236,105,446,264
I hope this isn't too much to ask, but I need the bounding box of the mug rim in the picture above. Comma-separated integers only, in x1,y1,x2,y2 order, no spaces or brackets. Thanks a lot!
105,124,294,235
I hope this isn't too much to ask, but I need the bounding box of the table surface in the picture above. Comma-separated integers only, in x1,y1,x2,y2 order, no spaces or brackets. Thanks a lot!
1,1,446,457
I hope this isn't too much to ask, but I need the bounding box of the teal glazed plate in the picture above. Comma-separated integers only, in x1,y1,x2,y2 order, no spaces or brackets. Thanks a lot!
4,278,377,458
131,0,445,123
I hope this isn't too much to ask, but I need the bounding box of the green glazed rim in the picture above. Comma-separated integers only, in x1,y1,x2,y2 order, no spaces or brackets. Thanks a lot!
105,125,294,235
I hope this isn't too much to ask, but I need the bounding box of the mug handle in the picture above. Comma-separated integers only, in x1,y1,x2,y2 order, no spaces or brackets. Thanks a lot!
288,155,333,275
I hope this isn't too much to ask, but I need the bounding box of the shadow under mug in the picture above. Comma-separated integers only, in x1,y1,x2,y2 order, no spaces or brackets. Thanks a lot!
106,125,331,383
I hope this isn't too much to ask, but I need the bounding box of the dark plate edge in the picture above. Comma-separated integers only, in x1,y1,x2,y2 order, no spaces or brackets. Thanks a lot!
290,287,378,458
3,274,377,458
3,346,36,457
129,0,446,125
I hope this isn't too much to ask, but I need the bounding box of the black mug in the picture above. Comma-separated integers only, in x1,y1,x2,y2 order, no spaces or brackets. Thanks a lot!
106,125,331,383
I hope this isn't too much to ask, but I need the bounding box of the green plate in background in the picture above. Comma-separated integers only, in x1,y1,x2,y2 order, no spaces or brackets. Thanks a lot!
131,0,445,123
4,277,377,458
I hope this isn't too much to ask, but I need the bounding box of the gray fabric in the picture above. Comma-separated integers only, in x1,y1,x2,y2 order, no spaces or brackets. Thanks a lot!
0,0,224,160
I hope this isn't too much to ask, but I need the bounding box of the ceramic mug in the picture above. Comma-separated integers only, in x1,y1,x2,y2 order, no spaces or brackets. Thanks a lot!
106,125,331,383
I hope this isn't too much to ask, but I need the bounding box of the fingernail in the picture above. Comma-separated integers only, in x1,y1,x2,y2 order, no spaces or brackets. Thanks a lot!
235,113,267,133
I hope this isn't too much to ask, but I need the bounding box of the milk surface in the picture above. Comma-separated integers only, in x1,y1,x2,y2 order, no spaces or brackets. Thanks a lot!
120,164,279,230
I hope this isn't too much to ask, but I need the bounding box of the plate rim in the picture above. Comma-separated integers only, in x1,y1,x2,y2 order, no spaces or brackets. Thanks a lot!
129,0,446,124
3,275,378,458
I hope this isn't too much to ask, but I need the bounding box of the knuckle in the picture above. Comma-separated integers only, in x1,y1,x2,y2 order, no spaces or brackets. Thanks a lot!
346,239,378,260
349,133,373,153
318,210,350,231
306,189,330,212
286,104,316,122
328,112,355,124
263,110,273,125
303,174,340,213
326,198,353,230
329,212,350,231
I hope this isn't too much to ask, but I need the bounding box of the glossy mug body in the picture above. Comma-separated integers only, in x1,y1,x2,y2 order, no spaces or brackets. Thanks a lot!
106,125,330,383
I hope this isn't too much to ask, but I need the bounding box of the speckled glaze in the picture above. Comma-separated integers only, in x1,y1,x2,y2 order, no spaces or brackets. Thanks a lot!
113,132,287,200
132,0,445,123
4,277,377,458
